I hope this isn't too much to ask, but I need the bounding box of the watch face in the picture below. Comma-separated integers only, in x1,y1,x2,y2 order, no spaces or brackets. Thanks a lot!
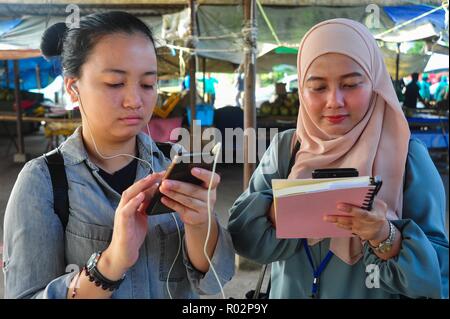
379,243,392,254
87,252,99,270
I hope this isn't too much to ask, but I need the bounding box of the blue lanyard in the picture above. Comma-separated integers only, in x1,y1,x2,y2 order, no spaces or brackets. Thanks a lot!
302,240,334,298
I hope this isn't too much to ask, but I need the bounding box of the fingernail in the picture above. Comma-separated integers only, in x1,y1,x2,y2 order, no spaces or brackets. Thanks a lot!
164,181,173,188
136,193,144,201
192,167,201,174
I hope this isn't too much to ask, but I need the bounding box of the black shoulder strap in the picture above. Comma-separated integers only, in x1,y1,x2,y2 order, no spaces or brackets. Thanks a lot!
155,142,174,160
250,132,300,299
287,139,300,177
44,149,69,230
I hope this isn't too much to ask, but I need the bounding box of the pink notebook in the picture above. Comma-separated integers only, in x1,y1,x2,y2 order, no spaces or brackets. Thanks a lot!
275,186,375,239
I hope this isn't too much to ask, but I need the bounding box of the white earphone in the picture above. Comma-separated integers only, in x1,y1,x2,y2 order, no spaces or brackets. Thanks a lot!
71,81,225,299
71,81,155,171
71,83,79,98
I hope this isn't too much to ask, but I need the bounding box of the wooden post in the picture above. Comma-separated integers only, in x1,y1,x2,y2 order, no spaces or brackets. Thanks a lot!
234,0,260,271
243,0,257,190
4,60,10,88
13,60,26,163
188,0,197,142
35,64,41,90
203,57,206,103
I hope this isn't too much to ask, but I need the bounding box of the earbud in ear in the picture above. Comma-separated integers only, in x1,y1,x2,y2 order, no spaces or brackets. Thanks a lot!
71,84,79,95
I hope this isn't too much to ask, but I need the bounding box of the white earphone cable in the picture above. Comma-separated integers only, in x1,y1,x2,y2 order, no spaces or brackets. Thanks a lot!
75,86,223,298
205,145,226,299
166,213,182,299
75,87,155,172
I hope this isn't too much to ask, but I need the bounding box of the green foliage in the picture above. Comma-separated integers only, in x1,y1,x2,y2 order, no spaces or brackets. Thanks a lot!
406,41,426,55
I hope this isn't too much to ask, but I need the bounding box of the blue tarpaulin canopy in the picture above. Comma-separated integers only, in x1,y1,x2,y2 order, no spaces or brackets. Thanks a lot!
1,17,62,90
384,5,446,31
0,19,21,37
1,56,61,90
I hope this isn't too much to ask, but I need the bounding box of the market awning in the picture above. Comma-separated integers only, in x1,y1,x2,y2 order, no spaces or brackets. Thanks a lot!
160,4,448,73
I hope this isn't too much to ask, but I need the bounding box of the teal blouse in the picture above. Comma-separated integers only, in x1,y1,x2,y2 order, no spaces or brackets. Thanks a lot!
228,129,448,299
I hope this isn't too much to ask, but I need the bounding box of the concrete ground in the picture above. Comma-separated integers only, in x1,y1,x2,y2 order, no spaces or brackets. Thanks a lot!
0,128,447,299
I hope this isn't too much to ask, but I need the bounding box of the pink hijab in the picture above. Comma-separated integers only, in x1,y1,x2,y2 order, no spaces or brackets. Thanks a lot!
289,19,410,265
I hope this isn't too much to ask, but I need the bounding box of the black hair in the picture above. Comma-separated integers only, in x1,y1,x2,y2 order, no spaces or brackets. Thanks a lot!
411,72,419,82
41,11,156,77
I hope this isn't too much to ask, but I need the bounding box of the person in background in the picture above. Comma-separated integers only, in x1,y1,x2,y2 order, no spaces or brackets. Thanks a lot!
204,73,218,106
182,74,190,91
419,72,431,103
436,84,449,110
435,75,449,103
403,72,429,109
228,18,448,299
235,69,245,107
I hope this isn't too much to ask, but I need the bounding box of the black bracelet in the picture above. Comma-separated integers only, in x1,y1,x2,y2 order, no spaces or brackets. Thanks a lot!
84,267,124,291
85,251,125,291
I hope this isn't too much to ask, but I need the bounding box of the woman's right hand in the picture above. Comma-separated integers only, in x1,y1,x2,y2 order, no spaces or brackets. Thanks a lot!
98,172,164,280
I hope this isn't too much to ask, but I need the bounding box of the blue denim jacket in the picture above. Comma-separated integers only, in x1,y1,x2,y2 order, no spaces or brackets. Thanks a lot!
3,127,235,299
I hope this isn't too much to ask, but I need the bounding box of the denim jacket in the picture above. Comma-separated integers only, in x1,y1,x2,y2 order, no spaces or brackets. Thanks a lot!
3,127,235,299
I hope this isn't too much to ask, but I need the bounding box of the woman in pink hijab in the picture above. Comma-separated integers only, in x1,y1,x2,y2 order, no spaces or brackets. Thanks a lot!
229,19,448,299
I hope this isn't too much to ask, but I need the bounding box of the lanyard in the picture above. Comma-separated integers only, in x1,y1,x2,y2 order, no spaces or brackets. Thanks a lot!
302,240,334,298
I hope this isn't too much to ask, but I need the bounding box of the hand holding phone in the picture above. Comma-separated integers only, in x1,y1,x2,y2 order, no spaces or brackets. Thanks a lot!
146,152,214,215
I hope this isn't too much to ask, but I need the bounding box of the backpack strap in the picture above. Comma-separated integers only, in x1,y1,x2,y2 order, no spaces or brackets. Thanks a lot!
249,130,300,299
44,149,69,230
287,137,300,176
43,142,172,231
155,142,173,160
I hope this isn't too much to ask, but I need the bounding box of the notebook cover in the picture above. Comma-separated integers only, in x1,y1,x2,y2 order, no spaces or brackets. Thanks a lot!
275,186,373,239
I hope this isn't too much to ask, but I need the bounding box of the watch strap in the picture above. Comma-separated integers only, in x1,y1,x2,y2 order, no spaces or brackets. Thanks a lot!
369,221,396,253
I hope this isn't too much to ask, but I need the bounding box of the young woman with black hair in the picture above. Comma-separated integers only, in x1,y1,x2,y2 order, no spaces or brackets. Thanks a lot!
3,11,234,299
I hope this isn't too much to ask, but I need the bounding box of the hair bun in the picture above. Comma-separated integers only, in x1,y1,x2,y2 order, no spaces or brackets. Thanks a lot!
40,22,68,59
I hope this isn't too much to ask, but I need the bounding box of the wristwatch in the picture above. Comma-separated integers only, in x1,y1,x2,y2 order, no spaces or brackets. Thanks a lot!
85,251,125,291
369,221,396,254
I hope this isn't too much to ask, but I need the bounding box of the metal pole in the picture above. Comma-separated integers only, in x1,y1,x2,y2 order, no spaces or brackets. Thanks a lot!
243,0,257,190
13,60,26,163
188,0,197,139
395,42,400,88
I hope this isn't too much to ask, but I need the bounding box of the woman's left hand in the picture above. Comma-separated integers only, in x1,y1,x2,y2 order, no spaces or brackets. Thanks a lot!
323,198,390,242
159,167,221,227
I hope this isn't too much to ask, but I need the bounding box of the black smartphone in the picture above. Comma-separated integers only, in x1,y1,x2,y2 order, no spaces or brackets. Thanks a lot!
311,168,359,179
146,152,214,215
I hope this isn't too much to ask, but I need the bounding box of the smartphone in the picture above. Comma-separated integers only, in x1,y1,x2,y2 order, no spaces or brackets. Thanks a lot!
146,152,214,215
311,168,359,179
